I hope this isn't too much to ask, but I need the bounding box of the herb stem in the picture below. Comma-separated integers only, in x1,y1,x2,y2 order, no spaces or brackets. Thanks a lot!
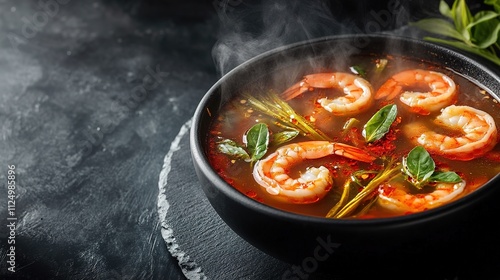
325,179,352,218
333,160,401,218
244,92,332,141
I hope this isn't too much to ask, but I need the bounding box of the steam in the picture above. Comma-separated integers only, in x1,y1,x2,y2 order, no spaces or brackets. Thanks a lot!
212,0,343,76
211,0,430,77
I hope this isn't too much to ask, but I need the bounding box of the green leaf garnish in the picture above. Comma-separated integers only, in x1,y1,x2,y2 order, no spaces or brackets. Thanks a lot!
272,130,299,146
217,139,250,161
349,65,366,77
402,146,463,189
402,146,436,185
374,58,388,73
411,0,500,66
451,0,474,38
485,0,500,13
410,18,465,41
244,123,269,162
362,104,397,143
429,171,462,183
470,11,500,48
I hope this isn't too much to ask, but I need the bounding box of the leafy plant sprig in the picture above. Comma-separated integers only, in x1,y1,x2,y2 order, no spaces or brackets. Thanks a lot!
217,123,270,164
349,65,366,77
217,122,299,164
217,139,251,161
243,123,270,162
410,0,500,66
402,146,462,189
362,104,398,143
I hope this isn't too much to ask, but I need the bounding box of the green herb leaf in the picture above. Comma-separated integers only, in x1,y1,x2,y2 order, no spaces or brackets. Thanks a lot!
429,171,462,183
349,65,366,77
362,104,397,143
217,139,250,161
410,18,465,41
440,0,453,18
452,0,474,39
342,118,360,134
485,0,500,13
402,146,435,188
272,130,299,146
470,11,500,49
245,123,269,162
411,0,500,66
374,58,388,73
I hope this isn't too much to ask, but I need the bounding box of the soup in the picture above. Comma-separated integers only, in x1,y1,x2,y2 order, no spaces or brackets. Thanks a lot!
206,54,500,219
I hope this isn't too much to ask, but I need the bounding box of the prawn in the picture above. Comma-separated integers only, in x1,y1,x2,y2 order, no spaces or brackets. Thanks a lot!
375,69,457,115
252,141,375,204
377,180,466,213
280,72,374,116
404,105,498,161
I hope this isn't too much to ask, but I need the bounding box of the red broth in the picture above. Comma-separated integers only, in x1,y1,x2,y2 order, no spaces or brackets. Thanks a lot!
206,54,500,219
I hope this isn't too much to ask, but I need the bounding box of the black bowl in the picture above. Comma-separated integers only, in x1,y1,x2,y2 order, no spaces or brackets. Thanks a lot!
190,34,500,275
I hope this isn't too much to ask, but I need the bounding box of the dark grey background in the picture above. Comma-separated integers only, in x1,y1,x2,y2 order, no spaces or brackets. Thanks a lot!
0,0,498,279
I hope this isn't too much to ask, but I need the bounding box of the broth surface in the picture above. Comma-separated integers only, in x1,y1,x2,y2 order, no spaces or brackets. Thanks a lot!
206,54,500,219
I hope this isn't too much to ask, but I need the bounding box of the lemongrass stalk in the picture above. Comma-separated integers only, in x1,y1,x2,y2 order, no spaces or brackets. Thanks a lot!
325,179,352,218
244,92,332,141
333,160,401,218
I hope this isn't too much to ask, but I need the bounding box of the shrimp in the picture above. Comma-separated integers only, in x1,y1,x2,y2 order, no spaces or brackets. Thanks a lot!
404,105,498,161
280,72,374,116
375,69,457,115
252,141,375,204
377,180,466,213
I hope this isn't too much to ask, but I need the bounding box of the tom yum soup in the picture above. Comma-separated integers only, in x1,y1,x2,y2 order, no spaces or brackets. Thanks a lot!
207,54,500,219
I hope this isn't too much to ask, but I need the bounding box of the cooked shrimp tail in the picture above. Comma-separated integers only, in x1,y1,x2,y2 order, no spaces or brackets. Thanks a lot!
281,81,309,100
375,69,457,115
281,72,374,116
378,180,466,213
252,141,375,204
331,142,376,163
404,105,498,160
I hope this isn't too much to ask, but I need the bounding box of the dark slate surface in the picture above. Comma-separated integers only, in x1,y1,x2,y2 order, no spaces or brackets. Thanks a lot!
1,0,499,279
0,0,218,279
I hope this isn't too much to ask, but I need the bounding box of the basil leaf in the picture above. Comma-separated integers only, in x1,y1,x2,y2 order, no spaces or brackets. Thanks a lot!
245,123,269,161
272,130,299,146
403,146,435,187
410,18,465,41
430,171,462,183
470,11,500,49
342,118,360,135
452,0,473,39
217,139,250,161
350,65,366,77
412,0,500,66
485,0,500,13
440,0,453,18
362,104,397,143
